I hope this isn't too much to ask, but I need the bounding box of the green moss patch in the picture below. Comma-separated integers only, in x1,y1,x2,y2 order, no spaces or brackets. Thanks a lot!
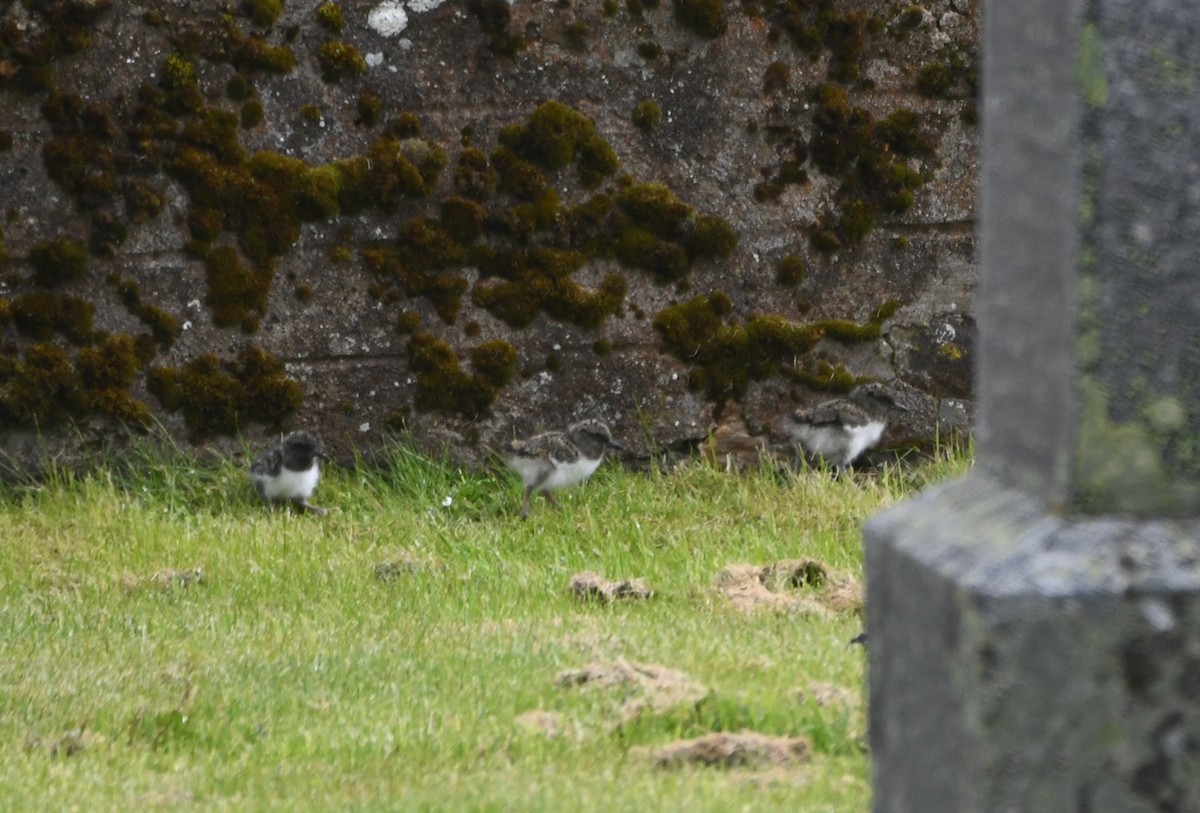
632,100,663,132
148,346,301,436
315,2,344,32
0,0,112,95
654,294,817,401
76,333,144,392
356,91,383,127
112,277,179,348
440,196,488,242
775,255,806,286
123,179,167,223
744,1,959,250
0,332,155,429
152,57,447,300
610,183,738,281
203,246,273,330
334,136,448,212
453,147,498,200
40,91,120,210
30,237,88,288
497,101,617,188
362,219,470,324
10,292,94,344
350,101,731,338
653,293,891,403
472,248,627,329
0,342,89,427
317,40,366,82
805,84,932,252
673,0,728,39
408,333,516,418
243,0,284,28
467,0,525,57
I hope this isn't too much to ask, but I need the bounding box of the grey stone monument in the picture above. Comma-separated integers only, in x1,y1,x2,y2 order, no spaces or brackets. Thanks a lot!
864,0,1200,810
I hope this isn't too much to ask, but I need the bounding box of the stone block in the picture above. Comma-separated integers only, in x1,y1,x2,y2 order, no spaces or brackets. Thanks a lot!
866,475,1200,812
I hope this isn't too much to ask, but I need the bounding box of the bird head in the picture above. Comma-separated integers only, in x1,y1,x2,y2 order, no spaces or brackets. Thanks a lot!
571,419,626,452
283,431,326,460
854,382,909,412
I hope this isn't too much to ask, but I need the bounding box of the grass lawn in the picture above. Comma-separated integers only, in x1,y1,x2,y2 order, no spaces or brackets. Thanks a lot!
0,440,970,812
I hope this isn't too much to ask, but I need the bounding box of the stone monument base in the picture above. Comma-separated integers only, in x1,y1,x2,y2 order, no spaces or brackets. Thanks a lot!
864,474,1200,812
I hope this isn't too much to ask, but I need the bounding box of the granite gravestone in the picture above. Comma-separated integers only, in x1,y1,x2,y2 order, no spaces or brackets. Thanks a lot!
864,0,1200,809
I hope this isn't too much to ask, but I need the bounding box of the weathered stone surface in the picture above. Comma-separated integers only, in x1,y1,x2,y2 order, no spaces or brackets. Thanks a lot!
1072,0,1200,516
866,0,1200,808
0,0,979,469
867,476,1200,812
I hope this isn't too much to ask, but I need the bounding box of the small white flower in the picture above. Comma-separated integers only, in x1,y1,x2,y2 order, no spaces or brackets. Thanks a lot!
441,496,453,508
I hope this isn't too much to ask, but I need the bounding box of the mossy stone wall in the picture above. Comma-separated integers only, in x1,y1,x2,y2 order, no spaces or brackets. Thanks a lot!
0,0,978,467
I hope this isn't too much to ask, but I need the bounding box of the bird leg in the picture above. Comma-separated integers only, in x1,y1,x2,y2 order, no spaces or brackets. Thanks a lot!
792,443,807,472
294,498,329,516
542,491,560,509
519,486,534,520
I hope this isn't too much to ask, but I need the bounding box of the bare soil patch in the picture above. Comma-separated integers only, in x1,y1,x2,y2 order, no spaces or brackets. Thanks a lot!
556,660,707,720
643,731,811,769
567,571,654,604
120,567,205,593
715,558,862,615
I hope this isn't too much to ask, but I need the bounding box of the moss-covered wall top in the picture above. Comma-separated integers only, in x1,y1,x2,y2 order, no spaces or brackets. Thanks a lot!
0,0,979,467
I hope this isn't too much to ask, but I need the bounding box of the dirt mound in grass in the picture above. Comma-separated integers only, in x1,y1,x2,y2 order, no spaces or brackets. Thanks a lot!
715,559,862,614
557,660,708,719
644,731,811,769
567,571,654,604
821,578,864,613
120,567,205,593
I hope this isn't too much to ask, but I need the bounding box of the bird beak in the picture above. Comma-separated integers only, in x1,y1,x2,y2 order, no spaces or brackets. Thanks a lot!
608,439,627,452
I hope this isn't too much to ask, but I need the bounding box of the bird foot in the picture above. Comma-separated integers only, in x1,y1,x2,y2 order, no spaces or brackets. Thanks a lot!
295,499,329,516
